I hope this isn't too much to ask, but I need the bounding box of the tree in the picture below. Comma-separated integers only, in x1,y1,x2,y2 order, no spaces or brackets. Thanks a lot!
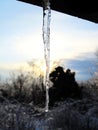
94,49,98,86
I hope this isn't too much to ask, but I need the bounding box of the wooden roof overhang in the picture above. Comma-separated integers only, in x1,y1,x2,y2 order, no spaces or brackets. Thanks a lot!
18,0,98,23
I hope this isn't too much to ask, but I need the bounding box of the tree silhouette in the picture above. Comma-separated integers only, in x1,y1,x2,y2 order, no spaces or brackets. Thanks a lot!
49,66,81,107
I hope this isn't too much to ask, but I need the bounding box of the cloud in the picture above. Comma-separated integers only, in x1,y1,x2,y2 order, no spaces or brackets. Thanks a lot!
0,62,30,71
14,33,44,60
50,30,98,60
11,27,98,62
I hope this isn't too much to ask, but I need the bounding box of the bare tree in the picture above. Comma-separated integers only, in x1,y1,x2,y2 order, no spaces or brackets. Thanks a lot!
93,49,98,86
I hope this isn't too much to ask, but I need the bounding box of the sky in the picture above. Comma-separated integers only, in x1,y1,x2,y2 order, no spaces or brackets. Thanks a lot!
0,0,98,80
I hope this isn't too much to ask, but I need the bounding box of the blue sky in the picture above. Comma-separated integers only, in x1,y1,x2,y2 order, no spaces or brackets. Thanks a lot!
0,0,98,80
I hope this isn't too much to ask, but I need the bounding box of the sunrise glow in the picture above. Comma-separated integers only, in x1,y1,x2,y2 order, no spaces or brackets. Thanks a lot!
0,0,98,80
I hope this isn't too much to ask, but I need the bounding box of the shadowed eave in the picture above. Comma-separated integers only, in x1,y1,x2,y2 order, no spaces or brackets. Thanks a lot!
18,0,98,23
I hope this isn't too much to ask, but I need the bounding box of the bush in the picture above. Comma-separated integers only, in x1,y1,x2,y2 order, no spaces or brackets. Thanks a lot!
0,71,45,106
49,66,82,107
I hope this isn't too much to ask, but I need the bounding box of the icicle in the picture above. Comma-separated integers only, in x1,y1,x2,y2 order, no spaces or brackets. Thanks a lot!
42,0,51,112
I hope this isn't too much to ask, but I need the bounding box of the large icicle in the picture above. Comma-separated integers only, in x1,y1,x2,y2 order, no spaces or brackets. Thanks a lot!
42,0,51,112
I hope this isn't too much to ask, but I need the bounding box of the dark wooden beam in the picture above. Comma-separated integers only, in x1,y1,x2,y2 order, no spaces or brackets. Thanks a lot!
18,0,98,23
